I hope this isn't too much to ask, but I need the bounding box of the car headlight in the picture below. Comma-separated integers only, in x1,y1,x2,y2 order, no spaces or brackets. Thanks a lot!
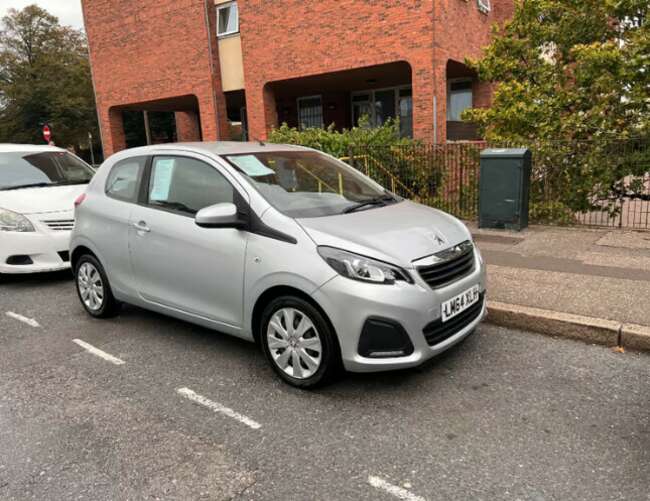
0,208,35,232
317,246,413,285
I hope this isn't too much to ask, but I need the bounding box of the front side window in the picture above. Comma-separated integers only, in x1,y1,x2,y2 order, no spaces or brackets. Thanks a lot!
106,157,146,202
0,151,94,191
225,151,393,218
297,96,323,130
447,80,473,121
217,2,239,36
148,156,234,215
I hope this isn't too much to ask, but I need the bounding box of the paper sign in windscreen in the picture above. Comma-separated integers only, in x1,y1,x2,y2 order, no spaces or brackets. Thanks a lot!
150,159,175,201
230,155,275,177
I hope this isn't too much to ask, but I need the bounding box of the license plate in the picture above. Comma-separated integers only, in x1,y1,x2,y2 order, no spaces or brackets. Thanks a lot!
441,285,480,322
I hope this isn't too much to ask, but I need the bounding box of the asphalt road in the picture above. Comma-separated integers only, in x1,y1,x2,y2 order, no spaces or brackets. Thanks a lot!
1,272,648,501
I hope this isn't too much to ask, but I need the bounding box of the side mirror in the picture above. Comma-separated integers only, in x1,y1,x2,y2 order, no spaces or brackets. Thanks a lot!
195,203,246,229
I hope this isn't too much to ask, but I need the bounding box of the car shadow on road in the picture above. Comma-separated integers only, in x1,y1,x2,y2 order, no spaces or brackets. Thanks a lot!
99,302,481,397
0,270,72,288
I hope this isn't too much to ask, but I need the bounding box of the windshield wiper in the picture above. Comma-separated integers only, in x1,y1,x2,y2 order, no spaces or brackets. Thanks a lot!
0,182,52,191
342,194,397,214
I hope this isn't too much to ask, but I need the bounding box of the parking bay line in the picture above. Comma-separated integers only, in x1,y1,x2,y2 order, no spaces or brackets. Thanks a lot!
5,311,40,328
72,339,125,365
368,476,426,501
177,387,261,430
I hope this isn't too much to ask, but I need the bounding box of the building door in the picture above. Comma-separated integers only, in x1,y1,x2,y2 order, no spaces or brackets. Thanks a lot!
352,93,372,126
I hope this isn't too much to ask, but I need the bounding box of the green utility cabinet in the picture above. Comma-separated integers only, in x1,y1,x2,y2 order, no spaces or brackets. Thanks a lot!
479,148,532,231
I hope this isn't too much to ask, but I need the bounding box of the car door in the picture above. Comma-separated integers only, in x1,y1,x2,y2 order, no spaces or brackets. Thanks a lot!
91,156,147,294
128,153,248,329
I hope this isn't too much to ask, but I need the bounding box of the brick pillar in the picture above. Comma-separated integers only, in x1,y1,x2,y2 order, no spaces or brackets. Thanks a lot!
99,106,126,157
432,63,448,144
411,61,437,143
246,84,278,141
175,111,202,142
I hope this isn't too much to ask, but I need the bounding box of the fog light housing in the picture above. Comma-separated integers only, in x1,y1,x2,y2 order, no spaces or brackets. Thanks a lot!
358,318,414,358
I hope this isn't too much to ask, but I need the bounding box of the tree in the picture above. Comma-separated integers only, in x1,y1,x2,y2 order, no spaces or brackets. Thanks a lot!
0,5,99,156
464,0,650,219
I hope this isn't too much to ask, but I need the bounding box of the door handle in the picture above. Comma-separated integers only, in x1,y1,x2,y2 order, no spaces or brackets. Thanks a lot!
133,221,151,233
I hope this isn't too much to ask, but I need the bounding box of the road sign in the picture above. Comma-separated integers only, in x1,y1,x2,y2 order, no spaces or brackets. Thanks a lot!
42,125,51,142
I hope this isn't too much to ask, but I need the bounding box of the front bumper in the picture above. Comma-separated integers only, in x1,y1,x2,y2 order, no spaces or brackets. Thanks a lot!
312,252,487,373
0,229,72,274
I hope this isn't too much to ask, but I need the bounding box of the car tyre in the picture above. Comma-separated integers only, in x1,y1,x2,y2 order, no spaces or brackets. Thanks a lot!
260,296,340,389
74,254,120,318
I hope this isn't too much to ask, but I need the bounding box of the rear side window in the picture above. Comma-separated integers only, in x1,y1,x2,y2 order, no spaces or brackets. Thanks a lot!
105,157,146,202
147,156,234,216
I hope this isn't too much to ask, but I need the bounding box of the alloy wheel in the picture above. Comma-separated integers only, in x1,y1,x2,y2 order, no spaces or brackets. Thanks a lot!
78,262,105,312
266,307,323,379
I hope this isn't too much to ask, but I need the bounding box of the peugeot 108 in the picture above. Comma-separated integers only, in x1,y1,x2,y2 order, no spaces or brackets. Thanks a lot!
70,142,486,387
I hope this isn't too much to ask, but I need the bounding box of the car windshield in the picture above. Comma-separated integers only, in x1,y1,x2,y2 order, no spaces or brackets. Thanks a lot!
0,151,95,191
224,151,398,218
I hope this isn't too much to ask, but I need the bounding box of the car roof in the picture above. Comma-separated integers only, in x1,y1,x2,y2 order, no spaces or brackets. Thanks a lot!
0,143,66,153
119,141,314,157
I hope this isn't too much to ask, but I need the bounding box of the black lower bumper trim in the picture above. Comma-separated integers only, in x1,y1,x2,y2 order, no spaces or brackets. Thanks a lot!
358,317,415,358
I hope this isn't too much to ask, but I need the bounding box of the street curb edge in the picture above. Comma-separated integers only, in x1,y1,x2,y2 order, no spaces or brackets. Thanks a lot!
485,301,650,353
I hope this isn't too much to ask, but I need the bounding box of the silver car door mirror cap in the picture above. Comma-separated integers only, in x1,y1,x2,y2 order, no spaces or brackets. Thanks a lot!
195,203,245,229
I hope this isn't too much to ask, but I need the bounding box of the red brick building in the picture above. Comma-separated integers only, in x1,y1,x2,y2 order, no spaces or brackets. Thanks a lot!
82,0,513,156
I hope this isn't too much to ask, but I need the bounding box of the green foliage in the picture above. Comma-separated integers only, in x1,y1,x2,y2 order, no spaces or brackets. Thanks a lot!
0,5,99,154
268,116,414,157
464,0,650,219
268,118,452,201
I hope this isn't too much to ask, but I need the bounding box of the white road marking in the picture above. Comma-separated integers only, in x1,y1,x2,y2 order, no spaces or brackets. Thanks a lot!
5,311,40,328
177,387,261,430
368,476,426,501
72,339,125,365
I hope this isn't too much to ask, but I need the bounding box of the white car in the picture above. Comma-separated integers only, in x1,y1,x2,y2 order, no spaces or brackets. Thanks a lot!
0,144,94,275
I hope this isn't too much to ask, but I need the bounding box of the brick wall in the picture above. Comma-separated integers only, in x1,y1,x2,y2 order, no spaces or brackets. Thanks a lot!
82,0,512,153
82,0,229,156
239,0,509,142
238,0,437,142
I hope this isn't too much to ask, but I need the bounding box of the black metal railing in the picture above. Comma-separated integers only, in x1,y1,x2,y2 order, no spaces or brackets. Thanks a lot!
343,139,650,230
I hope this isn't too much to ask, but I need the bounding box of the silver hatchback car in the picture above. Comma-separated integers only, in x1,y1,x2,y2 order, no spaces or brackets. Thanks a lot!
71,142,486,387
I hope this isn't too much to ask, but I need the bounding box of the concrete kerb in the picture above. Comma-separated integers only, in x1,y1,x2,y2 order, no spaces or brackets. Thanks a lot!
486,301,650,352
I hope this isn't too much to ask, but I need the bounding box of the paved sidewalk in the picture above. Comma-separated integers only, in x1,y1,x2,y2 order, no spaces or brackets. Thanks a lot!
468,223,650,349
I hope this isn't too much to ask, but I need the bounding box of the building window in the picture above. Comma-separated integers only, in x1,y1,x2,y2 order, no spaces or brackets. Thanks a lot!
398,88,413,138
477,0,490,14
297,96,323,129
217,1,239,37
447,79,473,122
351,86,413,137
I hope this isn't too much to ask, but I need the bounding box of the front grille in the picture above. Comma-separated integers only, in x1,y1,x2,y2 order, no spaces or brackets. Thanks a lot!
423,293,485,346
42,219,75,231
416,241,475,289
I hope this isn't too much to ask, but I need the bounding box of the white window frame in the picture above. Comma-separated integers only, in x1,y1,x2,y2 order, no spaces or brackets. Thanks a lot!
477,0,491,14
216,1,239,37
447,78,474,122
297,95,324,130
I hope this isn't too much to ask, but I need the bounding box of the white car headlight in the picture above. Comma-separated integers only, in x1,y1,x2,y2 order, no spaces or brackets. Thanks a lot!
318,246,413,285
0,208,35,232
